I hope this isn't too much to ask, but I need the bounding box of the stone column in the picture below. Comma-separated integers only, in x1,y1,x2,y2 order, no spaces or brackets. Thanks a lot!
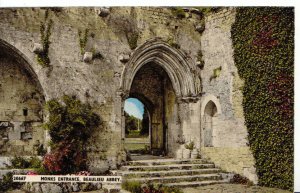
115,89,129,149
177,97,201,145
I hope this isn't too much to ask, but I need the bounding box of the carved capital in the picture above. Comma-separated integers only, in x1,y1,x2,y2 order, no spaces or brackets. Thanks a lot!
117,89,129,100
177,96,200,103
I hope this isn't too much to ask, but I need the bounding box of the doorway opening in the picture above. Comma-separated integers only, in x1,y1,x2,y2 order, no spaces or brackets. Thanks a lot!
124,62,177,157
124,98,151,155
203,101,217,147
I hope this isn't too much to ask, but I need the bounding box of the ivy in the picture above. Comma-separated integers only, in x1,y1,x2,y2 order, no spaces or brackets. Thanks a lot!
197,50,205,69
78,28,89,55
127,31,139,50
167,37,180,49
231,7,294,191
43,95,100,174
209,66,222,81
37,9,53,67
171,7,186,19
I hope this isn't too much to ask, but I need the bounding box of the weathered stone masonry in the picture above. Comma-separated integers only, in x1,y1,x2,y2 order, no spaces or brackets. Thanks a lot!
0,7,256,182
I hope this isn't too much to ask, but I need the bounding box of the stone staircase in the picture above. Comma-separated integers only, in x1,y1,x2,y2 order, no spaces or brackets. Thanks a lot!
119,158,230,188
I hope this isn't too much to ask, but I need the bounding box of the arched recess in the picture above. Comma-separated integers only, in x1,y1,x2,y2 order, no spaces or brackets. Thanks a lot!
127,93,153,149
200,94,222,147
203,101,217,147
201,94,222,116
120,38,200,98
0,39,45,97
0,39,46,156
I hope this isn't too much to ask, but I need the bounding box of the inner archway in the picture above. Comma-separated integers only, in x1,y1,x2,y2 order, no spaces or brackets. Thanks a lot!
124,98,151,154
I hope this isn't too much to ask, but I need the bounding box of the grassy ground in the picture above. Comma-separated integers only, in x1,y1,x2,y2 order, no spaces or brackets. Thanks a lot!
124,137,150,152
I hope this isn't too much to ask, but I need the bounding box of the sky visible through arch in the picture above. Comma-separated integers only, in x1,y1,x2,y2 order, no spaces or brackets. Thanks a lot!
124,98,144,119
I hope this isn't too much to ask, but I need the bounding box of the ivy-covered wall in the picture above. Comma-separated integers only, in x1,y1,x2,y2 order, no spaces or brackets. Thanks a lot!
231,7,294,190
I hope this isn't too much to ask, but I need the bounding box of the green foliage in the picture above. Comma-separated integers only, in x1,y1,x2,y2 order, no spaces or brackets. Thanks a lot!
127,31,139,50
209,66,222,81
167,38,180,49
172,7,186,19
122,180,183,193
78,28,89,55
43,95,100,174
34,165,50,175
231,7,294,190
37,9,53,67
29,156,42,168
196,7,221,15
184,141,195,150
125,111,142,136
91,48,104,60
197,50,205,69
0,172,22,192
122,180,142,193
8,156,41,169
37,144,47,156
9,156,29,169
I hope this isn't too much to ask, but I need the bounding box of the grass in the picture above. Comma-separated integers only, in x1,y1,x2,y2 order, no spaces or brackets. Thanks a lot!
125,137,150,151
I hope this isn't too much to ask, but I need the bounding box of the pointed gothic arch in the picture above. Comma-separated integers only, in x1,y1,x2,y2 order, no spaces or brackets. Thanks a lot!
120,38,200,98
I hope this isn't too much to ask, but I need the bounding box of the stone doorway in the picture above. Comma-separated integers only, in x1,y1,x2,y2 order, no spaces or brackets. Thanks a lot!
119,38,200,158
203,101,217,147
124,62,177,156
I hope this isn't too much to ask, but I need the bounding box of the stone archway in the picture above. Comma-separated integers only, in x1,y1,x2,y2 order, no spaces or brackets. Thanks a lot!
200,95,222,148
119,38,200,156
0,39,46,156
203,101,217,147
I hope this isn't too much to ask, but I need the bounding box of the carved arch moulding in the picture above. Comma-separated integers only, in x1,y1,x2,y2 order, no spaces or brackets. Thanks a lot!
119,38,202,101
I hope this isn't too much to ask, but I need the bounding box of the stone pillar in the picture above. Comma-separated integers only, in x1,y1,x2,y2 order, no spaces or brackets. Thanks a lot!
177,97,201,146
189,100,201,148
115,89,128,149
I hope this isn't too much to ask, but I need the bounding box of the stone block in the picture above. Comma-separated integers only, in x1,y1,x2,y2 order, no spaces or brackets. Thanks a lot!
10,145,24,154
32,43,43,54
41,184,63,193
243,166,258,184
195,24,205,33
8,130,21,140
97,8,110,17
21,132,32,140
83,52,93,63
119,54,130,63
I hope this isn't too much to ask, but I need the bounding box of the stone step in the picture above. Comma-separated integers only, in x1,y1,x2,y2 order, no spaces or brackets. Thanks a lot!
127,158,208,166
121,163,215,171
120,168,221,178
126,173,222,184
164,179,229,188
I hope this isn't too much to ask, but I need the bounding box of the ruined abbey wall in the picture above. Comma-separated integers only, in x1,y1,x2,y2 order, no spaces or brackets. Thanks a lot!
0,7,256,181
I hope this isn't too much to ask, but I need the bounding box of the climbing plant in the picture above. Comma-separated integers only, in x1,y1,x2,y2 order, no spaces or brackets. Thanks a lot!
78,28,89,55
231,7,294,190
37,9,53,67
43,95,100,174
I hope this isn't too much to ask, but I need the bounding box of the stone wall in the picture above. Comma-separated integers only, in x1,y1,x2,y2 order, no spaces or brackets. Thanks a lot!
0,7,257,179
199,7,257,182
0,49,45,156
201,147,258,184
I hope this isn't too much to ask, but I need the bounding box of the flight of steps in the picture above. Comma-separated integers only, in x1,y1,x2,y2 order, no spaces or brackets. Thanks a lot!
119,158,230,188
